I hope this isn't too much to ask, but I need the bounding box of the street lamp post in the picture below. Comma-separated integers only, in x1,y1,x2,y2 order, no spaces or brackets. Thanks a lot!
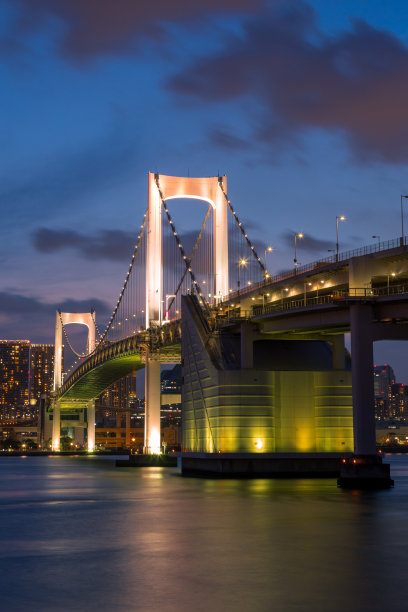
303,282,312,307
401,195,408,244
294,233,303,272
336,216,346,262
264,246,273,276
238,258,247,296
372,235,380,249
387,272,396,294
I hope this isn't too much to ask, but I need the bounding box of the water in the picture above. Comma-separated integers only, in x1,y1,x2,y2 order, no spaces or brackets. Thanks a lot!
0,455,407,612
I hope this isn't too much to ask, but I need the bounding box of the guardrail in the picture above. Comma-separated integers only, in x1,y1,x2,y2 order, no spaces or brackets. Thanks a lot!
210,283,408,322
225,236,408,301
250,284,408,316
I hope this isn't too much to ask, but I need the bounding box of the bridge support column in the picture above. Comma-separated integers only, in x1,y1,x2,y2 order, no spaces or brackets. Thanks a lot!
350,303,376,455
87,400,95,452
332,335,345,370
241,321,254,369
125,411,131,448
144,353,161,454
52,399,60,451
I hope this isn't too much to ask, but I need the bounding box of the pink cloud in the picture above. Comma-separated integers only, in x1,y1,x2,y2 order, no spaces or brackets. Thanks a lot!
169,2,408,163
11,0,265,60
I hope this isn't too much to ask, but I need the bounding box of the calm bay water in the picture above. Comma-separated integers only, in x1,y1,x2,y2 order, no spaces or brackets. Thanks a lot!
0,455,407,612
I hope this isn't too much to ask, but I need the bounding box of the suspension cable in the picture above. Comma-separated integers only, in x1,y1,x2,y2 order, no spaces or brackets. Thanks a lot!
58,310,89,359
99,208,148,342
154,174,210,312
167,202,212,313
218,177,266,275
91,311,104,342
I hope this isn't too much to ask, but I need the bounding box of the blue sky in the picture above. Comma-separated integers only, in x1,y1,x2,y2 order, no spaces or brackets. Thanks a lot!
2,0,408,379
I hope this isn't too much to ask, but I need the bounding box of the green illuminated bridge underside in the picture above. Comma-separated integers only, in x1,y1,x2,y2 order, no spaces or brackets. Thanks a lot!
55,322,181,407
60,353,144,405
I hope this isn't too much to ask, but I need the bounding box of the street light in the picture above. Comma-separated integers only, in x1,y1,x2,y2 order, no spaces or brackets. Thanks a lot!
336,216,346,262
303,282,312,306
264,246,273,275
238,258,247,295
387,272,396,294
401,195,408,243
294,233,303,272
372,235,381,249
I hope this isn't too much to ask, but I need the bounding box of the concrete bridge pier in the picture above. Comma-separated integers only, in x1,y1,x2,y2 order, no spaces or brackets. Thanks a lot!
350,303,376,456
52,399,61,451
338,302,393,488
331,335,345,370
144,352,161,454
240,321,254,369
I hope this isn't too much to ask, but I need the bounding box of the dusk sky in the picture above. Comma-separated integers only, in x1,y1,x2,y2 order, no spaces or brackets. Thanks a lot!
2,1,408,378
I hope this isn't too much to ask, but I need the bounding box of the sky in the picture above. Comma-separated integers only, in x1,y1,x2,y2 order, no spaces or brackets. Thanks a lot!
2,0,408,379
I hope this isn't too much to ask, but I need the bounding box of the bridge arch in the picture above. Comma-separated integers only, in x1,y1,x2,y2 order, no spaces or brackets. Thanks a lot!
146,172,228,328
53,311,96,392
52,310,96,452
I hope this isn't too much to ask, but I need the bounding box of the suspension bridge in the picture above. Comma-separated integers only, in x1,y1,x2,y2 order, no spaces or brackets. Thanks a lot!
50,173,267,452
48,172,408,484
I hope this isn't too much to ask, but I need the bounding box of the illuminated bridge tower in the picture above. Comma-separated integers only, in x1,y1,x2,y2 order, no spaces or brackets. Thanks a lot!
52,311,96,451
144,173,229,453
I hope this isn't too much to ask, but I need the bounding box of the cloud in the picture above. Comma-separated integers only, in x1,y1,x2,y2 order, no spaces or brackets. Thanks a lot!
31,212,265,266
281,231,333,255
0,128,139,231
210,128,251,151
0,292,110,343
0,292,110,316
169,1,408,163
8,0,265,62
32,228,137,261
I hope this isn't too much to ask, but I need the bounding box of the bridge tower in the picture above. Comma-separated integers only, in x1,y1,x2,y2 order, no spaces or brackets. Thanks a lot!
52,311,96,452
144,172,229,453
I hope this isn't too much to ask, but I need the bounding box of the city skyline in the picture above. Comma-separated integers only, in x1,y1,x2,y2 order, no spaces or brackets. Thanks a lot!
2,1,408,377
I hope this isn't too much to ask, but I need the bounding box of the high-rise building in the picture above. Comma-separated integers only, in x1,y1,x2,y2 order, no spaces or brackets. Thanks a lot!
0,340,30,410
389,383,408,419
161,364,182,393
29,344,56,403
374,364,395,420
0,340,59,425
374,364,395,396
97,372,137,411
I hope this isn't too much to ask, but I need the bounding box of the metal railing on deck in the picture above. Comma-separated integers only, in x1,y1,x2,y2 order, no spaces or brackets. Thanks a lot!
251,283,408,316
225,236,408,301
210,283,408,323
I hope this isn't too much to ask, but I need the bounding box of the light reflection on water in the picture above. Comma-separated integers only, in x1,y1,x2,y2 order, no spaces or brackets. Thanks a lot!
0,455,407,612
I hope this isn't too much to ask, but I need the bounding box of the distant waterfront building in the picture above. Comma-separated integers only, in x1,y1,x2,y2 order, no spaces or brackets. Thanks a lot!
0,340,59,426
29,344,56,403
388,383,408,419
161,364,182,393
374,364,395,420
374,364,395,395
97,372,137,412
0,340,30,412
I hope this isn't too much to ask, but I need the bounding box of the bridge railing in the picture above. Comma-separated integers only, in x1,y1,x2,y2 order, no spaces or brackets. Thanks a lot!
249,283,408,316
224,236,408,301
209,283,408,322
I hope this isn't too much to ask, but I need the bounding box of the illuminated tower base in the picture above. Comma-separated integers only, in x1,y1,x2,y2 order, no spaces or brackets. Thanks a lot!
179,295,354,476
144,353,161,454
